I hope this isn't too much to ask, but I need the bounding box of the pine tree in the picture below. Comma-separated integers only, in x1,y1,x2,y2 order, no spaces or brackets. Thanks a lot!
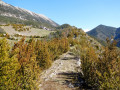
11,37,40,89
48,39,59,60
36,40,52,69
0,38,20,90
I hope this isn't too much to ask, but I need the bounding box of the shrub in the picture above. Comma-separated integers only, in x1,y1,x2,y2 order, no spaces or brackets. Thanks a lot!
72,38,120,89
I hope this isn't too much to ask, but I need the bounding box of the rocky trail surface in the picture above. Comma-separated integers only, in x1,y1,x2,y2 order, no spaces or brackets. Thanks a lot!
39,51,85,90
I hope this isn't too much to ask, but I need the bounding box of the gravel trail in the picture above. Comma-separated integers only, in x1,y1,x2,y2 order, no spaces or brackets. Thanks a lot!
39,51,82,90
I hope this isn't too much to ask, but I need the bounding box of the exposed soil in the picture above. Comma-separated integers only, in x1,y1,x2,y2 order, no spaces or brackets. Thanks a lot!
39,51,83,90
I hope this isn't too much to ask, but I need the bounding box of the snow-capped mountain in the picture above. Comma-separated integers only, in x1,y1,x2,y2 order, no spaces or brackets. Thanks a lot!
0,0,59,27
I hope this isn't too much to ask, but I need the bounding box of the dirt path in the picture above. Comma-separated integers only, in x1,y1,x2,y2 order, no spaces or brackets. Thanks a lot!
39,51,83,90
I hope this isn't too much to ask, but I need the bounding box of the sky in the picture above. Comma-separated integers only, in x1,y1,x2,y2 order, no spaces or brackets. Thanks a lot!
2,0,120,32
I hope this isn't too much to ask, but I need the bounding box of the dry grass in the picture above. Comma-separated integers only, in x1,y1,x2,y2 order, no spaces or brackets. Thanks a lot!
0,25,54,37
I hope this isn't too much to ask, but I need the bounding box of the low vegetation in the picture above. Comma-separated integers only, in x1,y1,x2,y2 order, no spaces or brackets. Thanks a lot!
0,26,81,89
0,37,70,89
72,36,120,89
11,24,30,32
0,24,120,90
0,15,55,28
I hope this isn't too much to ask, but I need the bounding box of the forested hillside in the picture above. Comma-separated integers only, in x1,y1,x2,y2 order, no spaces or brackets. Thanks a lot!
87,25,116,41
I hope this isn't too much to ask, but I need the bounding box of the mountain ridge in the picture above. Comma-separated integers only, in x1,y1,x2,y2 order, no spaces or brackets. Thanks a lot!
0,0,59,28
87,25,117,41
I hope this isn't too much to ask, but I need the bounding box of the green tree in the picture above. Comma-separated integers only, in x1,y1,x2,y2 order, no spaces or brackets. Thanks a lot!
11,37,40,89
97,40,120,89
36,40,52,69
0,38,20,90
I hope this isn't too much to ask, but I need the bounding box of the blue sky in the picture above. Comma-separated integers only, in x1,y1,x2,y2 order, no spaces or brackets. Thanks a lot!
3,0,120,31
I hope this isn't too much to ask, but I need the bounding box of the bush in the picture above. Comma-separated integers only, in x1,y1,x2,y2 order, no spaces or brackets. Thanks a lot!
72,39,120,89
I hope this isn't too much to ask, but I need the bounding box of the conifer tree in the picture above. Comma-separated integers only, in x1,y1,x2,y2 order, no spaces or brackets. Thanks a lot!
11,37,40,89
0,38,20,90
36,40,52,69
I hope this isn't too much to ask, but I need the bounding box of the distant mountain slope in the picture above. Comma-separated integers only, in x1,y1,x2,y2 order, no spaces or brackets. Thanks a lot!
87,25,116,41
0,0,59,28
114,28,120,47
56,24,72,29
